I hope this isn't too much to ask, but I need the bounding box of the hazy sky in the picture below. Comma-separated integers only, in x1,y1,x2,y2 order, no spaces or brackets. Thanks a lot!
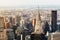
0,0,60,9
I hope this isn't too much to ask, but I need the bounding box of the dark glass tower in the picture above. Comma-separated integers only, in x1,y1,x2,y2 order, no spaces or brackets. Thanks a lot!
51,10,57,32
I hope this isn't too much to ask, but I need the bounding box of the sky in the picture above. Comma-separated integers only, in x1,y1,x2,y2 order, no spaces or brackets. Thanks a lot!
0,0,60,9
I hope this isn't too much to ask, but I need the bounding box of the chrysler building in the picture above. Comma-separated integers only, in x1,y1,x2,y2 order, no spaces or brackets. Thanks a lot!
34,7,43,34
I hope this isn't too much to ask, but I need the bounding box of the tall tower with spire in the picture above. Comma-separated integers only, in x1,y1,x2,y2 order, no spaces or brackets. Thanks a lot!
34,7,43,34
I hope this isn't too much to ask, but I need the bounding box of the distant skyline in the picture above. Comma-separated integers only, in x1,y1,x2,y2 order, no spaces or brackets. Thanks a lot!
0,0,60,10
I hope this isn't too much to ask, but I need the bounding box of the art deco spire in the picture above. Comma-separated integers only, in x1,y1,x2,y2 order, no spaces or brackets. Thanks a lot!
34,6,43,34
36,6,41,26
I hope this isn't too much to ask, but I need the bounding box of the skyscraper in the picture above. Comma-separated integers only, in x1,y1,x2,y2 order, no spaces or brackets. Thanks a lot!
31,19,36,27
34,7,43,34
31,7,44,40
51,10,57,32
0,29,14,40
0,17,4,28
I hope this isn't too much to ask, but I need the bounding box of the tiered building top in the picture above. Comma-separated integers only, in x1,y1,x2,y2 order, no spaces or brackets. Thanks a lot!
34,7,43,34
